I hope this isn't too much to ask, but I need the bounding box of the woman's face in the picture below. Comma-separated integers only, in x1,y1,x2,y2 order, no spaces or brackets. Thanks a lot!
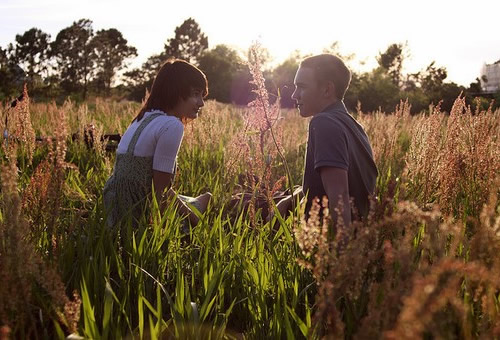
174,88,205,120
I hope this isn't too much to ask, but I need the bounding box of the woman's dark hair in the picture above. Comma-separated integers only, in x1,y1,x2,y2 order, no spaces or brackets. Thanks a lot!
300,54,351,100
134,59,208,122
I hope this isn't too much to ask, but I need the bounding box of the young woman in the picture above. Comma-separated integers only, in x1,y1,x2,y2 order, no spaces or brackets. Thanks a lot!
103,59,212,228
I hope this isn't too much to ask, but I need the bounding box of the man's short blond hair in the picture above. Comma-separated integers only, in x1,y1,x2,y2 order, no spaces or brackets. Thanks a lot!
300,54,351,100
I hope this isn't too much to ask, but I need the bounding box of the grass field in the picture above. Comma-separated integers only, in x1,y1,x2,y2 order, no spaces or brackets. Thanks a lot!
0,84,499,339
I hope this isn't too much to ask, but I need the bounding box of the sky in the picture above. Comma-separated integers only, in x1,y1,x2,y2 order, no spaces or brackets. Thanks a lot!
1,0,499,87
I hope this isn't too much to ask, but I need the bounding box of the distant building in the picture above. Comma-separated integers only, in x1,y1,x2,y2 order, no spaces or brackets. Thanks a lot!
480,61,500,93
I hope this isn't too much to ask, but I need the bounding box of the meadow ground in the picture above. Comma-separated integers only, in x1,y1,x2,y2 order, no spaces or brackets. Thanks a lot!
0,89,499,339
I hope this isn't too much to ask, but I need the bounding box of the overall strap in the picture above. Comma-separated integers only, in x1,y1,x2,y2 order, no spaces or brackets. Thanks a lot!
127,112,164,154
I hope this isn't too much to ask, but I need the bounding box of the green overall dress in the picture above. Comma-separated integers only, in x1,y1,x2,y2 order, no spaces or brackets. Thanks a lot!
103,112,164,227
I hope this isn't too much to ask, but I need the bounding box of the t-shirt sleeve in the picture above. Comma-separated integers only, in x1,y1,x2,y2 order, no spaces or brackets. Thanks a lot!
310,115,349,171
152,120,184,173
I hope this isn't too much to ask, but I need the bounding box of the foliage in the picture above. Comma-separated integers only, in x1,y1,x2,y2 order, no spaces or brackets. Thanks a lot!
377,42,408,87
198,45,244,103
123,54,164,102
91,28,137,96
354,67,401,112
7,28,51,93
0,47,25,101
1,20,495,112
271,52,301,108
123,18,209,102
164,17,209,65
51,19,95,99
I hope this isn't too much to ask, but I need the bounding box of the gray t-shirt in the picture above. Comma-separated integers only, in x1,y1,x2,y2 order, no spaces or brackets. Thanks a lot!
303,101,378,219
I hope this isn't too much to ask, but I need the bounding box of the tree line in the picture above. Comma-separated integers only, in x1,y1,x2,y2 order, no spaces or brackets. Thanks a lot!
1,18,497,112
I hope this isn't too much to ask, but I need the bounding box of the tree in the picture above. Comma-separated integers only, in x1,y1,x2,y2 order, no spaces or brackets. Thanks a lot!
416,62,463,112
198,45,243,103
437,82,465,113
123,53,167,102
322,41,355,64
355,68,401,113
164,18,208,64
420,61,447,94
124,18,209,101
8,28,51,91
468,77,482,94
271,51,301,108
91,28,137,95
51,19,95,99
0,46,25,100
377,43,408,87
344,72,362,111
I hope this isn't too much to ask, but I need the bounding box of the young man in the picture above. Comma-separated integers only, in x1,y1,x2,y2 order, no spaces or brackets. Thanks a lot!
277,54,378,230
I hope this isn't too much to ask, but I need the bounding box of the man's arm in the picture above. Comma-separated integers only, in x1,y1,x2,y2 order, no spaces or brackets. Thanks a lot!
319,167,351,230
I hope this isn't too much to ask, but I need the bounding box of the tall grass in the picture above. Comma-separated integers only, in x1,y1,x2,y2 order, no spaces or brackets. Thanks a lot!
1,79,499,338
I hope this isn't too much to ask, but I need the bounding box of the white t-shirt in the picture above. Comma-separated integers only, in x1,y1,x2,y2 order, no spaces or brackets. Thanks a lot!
117,110,184,174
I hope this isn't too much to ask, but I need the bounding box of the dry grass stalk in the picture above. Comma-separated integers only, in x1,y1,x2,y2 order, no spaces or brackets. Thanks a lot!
357,99,412,176
22,102,76,255
0,147,81,335
1,84,36,163
224,43,286,223
404,103,446,205
439,95,500,217
295,177,500,338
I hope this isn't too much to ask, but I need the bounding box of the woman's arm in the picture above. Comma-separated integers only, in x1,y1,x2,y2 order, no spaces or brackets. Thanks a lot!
269,187,304,221
152,170,200,225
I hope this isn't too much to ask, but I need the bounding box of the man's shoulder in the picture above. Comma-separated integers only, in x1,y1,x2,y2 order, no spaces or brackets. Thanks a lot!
310,111,347,132
312,102,348,121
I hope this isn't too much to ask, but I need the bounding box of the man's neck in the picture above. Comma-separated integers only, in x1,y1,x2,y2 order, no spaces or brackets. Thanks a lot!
318,98,341,114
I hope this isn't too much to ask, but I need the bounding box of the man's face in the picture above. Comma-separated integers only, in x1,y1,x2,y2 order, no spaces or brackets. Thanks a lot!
291,66,324,118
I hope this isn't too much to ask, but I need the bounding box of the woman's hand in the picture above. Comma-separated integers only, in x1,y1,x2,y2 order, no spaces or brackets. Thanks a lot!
167,189,212,226
267,195,293,223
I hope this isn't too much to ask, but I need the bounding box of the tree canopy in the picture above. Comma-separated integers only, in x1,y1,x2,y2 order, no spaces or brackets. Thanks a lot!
0,20,496,111
51,19,95,99
8,28,51,91
91,28,137,95
164,17,209,64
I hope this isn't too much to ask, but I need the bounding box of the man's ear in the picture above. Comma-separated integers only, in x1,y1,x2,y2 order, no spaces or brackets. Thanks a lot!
323,80,336,99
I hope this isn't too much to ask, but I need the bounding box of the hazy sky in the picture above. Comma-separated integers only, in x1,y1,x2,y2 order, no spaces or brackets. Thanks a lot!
1,0,499,86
